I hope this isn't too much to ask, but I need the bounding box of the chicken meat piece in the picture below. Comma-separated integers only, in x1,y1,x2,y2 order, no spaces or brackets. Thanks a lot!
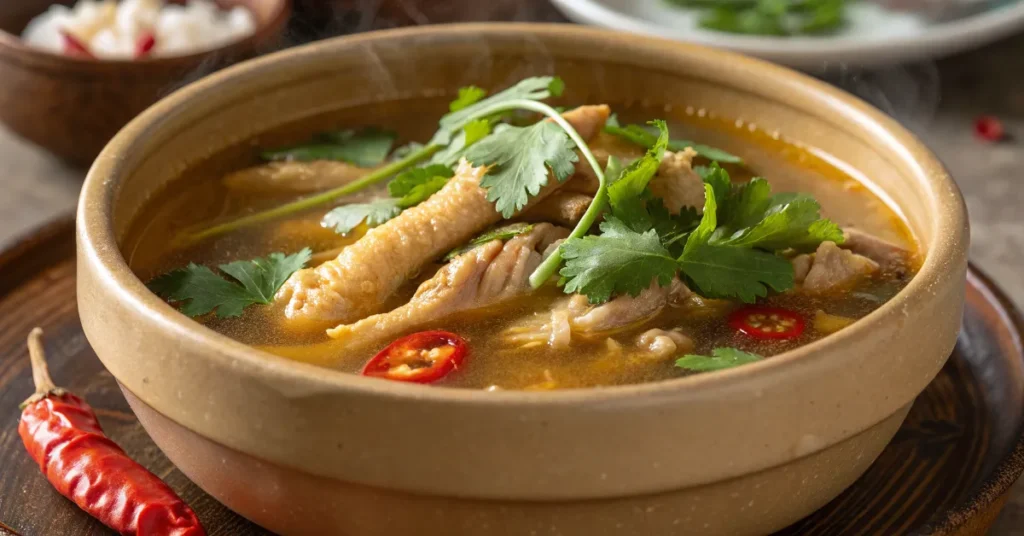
326,224,569,346
566,146,705,215
560,105,615,141
841,228,911,270
636,328,695,359
799,241,879,293
500,278,692,350
569,278,692,334
648,148,704,214
518,191,593,227
276,105,611,330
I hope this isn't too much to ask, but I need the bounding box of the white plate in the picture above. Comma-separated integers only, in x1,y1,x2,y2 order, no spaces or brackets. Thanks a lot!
550,0,1024,67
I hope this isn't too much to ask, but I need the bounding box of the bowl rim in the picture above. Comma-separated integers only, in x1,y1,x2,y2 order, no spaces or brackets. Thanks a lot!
0,0,291,69
80,22,968,407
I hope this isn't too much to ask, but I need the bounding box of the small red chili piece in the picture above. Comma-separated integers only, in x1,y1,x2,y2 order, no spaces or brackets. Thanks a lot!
729,306,805,340
59,29,94,59
361,330,468,383
135,31,157,59
19,328,206,536
974,115,1005,142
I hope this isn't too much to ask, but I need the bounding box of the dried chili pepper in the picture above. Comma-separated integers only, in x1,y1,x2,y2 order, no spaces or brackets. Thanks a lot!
18,328,206,536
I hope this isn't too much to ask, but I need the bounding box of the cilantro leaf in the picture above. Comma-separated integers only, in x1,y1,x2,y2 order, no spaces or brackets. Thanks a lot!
717,174,772,229
696,162,731,208
560,218,678,303
709,170,844,252
431,76,563,145
148,249,311,318
388,164,454,198
465,121,579,217
678,243,794,302
713,196,842,251
429,119,494,167
606,121,673,233
449,86,486,112
676,348,762,372
648,198,700,254
444,223,535,261
604,154,625,184
322,199,402,235
685,183,720,251
262,128,396,167
679,183,793,302
604,114,742,164
608,120,669,212
463,118,492,146
396,176,449,208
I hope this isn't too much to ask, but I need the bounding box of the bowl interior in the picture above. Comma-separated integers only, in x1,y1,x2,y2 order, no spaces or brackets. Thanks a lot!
105,26,951,260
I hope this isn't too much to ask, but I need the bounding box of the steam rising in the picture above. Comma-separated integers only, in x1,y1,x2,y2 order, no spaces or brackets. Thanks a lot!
162,1,941,140
816,62,941,132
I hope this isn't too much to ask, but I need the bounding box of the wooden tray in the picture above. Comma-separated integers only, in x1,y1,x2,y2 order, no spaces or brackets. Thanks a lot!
0,217,1022,536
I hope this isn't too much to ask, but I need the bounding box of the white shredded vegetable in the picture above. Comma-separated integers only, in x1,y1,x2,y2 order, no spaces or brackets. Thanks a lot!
21,0,256,59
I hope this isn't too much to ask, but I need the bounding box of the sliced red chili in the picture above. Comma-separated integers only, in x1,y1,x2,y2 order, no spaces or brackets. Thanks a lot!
134,31,157,59
729,306,805,340
59,29,94,59
361,330,468,384
974,115,1005,142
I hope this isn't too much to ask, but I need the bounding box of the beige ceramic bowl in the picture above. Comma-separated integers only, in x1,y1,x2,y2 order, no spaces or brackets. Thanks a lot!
77,24,969,536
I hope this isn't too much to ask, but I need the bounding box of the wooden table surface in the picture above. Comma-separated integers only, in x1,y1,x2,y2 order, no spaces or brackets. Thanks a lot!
0,2,1022,533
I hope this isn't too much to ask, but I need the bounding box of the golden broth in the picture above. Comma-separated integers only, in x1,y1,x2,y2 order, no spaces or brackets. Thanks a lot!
125,97,920,390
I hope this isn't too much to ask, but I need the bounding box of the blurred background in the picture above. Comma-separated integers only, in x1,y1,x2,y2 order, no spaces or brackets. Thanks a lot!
0,0,1020,531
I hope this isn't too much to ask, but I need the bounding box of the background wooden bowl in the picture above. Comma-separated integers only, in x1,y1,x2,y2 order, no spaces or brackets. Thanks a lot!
0,0,291,167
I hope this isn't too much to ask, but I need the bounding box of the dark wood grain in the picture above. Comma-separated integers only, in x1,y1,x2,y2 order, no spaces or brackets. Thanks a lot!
0,217,1021,536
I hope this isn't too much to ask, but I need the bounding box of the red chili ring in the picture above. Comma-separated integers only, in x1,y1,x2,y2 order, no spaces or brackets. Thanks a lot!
361,330,468,384
729,306,805,340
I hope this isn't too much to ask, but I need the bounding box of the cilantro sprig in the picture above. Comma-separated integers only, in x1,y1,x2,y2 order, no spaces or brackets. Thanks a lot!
676,348,763,372
604,114,742,164
148,249,311,318
260,128,397,167
557,161,840,304
466,122,579,217
183,77,574,244
561,218,678,303
322,164,457,235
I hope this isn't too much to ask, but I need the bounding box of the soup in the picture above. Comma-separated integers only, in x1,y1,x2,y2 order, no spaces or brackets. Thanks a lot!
127,76,920,390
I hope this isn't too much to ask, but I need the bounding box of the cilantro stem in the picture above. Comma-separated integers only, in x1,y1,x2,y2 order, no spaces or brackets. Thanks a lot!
181,144,440,244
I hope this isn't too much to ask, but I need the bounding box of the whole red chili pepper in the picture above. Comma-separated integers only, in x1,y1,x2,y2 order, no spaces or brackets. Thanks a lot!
18,328,206,536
